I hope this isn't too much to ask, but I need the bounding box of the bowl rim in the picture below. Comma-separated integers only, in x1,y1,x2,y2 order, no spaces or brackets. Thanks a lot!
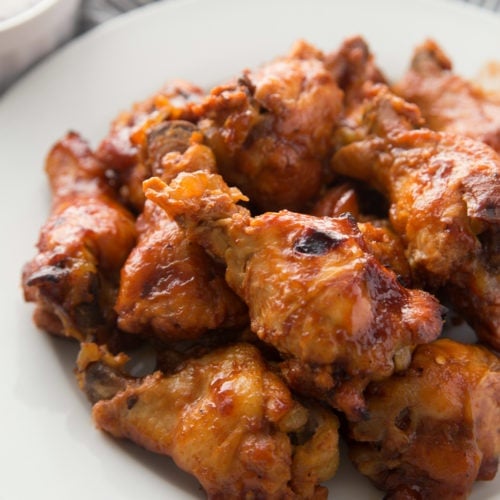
0,0,62,32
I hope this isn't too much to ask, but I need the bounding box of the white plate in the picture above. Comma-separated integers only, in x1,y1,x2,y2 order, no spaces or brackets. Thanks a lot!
1,0,499,498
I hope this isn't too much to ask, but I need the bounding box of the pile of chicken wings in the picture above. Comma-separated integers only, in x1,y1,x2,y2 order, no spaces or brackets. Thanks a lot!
22,36,499,499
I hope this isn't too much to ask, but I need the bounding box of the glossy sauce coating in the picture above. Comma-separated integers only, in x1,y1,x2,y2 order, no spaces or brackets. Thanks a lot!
348,339,500,500
22,132,137,343
145,170,442,419
78,342,340,499
115,200,247,340
332,84,500,348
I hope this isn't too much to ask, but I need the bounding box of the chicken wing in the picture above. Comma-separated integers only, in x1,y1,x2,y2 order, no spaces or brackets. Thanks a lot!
115,123,247,341
196,40,343,212
115,199,247,341
332,84,500,348
76,341,340,499
348,338,500,500
394,39,500,153
22,132,137,344
144,171,442,419
97,80,204,211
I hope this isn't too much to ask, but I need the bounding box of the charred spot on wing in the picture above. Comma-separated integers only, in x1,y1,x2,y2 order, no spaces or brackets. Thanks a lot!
126,394,139,410
24,265,70,287
294,227,348,256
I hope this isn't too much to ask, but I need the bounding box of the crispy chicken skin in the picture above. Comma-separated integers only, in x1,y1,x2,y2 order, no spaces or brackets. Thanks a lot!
332,84,500,348
144,171,442,419
348,339,500,500
77,342,340,499
22,132,137,343
96,80,204,211
115,126,247,341
196,40,343,212
394,39,500,153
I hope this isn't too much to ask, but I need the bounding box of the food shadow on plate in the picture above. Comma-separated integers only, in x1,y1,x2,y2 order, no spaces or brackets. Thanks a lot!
100,431,204,499
14,303,82,412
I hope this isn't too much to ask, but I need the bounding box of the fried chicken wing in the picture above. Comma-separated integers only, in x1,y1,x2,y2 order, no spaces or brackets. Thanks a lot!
332,84,500,348
144,171,443,419
22,132,137,343
115,123,247,341
97,80,204,211
115,199,247,341
348,339,500,500
196,40,343,212
77,342,340,499
394,39,500,153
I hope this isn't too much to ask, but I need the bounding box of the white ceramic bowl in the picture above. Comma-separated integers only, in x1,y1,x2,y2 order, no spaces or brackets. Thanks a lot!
0,0,81,93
